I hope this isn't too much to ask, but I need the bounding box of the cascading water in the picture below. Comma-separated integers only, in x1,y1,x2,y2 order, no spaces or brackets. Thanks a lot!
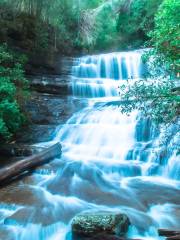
71,51,146,98
0,50,179,240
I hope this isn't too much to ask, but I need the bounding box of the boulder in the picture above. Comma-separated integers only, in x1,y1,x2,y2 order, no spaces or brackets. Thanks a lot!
72,211,130,239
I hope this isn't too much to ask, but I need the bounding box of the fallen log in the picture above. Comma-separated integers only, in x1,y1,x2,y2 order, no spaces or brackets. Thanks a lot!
0,143,61,184
158,229,180,237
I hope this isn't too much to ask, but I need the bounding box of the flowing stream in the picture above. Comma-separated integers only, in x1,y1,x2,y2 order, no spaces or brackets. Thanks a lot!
0,50,179,240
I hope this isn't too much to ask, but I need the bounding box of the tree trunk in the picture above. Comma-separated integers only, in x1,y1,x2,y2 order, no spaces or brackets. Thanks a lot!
0,143,61,184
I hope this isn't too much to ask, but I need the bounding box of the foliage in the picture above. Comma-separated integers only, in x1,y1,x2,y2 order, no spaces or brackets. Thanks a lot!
93,4,119,51
119,0,180,124
116,0,163,49
0,0,78,55
119,78,180,123
0,0,165,53
148,0,180,76
78,2,119,51
75,0,164,51
0,44,29,141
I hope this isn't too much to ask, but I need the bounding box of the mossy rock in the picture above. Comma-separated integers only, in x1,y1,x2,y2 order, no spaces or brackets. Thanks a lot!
72,211,130,239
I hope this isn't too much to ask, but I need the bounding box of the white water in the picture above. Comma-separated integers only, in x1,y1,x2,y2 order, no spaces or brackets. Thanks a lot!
0,50,179,240
72,50,146,97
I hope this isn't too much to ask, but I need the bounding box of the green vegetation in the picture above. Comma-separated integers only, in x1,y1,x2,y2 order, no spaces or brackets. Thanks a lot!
0,0,177,54
148,0,180,76
117,0,163,49
0,44,28,141
0,0,179,142
0,0,76,55
75,0,164,51
120,77,180,123
0,0,164,53
119,0,180,124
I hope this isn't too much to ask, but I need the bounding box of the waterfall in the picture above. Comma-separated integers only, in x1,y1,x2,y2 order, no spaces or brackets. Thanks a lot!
71,50,146,98
0,50,179,240
70,50,179,180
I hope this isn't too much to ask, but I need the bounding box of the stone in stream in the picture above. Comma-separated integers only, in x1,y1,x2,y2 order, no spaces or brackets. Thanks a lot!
72,211,130,239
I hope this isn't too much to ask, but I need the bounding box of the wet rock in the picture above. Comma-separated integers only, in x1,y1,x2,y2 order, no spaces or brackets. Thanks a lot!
0,229,13,240
26,56,74,76
30,77,70,95
15,125,57,143
166,235,180,240
14,93,88,144
4,208,32,226
158,229,180,237
0,144,40,157
85,234,124,240
86,235,142,240
28,61,72,95
3,206,58,226
72,211,130,239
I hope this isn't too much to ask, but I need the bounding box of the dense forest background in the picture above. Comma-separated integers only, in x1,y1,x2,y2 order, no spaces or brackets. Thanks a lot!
0,0,168,55
0,0,179,142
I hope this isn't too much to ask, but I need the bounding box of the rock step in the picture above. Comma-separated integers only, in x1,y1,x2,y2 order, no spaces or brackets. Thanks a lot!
27,55,76,95
28,75,72,95
60,57,75,75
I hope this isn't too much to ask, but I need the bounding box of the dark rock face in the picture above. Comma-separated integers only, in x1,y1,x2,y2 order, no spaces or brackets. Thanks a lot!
0,144,40,157
29,75,71,95
13,93,88,144
25,50,75,76
72,211,130,239
28,57,73,94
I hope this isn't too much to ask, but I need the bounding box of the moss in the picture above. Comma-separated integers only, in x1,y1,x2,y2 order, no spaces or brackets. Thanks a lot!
72,211,130,237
